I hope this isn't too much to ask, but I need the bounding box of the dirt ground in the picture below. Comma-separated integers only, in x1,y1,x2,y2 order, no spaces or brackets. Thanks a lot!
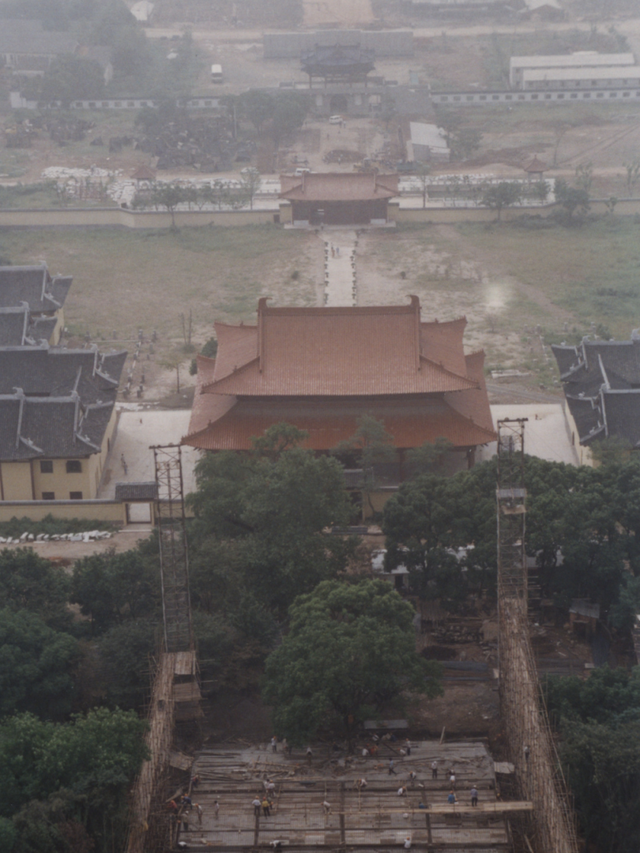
355,225,560,391
302,0,374,27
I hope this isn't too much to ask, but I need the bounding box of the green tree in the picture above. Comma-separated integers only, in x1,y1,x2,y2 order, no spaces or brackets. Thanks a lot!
624,159,640,195
560,721,640,853
481,181,522,221
333,415,397,518
0,707,149,851
555,178,590,221
544,670,640,853
575,160,594,194
237,89,275,134
70,547,160,634
454,127,483,161
0,548,71,630
187,425,353,618
0,609,79,718
0,816,16,852
531,180,550,204
545,666,640,726
37,55,105,106
189,335,217,375
263,579,443,748
382,473,465,604
414,162,431,209
149,181,185,230
239,167,261,210
406,438,453,476
610,575,640,631
97,618,157,709
270,92,310,146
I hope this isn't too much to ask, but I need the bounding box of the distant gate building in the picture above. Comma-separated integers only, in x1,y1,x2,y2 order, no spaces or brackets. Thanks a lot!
279,172,399,226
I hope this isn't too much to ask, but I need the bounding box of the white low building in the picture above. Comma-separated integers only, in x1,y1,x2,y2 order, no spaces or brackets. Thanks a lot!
509,51,636,89
409,122,450,164
522,65,640,90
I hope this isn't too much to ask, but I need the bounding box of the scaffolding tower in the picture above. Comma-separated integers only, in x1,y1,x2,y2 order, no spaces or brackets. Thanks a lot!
496,419,579,853
153,444,193,653
124,446,201,853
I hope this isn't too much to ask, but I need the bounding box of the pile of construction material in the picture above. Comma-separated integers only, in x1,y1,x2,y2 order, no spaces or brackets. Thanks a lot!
0,530,113,544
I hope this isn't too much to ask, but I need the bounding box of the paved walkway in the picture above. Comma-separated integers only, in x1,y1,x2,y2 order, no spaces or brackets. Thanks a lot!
322,230,358,306
478,403,578,466
97,409,200,499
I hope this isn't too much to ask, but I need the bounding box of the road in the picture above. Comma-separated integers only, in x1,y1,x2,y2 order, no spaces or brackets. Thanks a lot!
143,17,640,44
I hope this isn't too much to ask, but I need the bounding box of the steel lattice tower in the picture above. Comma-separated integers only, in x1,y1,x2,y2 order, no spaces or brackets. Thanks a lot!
496,419,579,853
152,444,193,653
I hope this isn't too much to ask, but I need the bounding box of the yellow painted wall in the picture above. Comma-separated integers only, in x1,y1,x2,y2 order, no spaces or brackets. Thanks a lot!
0,462,33,500
29,408,118,501
51,309,64,345
362,489,397,519
562,403,594,467
279,202,293,223
1,198,640,230
0,207,278,229
31,457,92,501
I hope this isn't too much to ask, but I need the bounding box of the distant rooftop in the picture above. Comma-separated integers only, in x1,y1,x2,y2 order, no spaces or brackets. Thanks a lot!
522,65,640,81
0,264,72,313
510,52,636,70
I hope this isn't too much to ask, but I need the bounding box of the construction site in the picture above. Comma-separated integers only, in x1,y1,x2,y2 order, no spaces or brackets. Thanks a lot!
123,424,580,853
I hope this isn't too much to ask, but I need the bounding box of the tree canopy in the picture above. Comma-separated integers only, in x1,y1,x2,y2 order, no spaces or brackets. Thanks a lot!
545,668,640,853
481,182,522,221
0,608,79,719
263,579,443,747
0,707,148,852
187,424,354,622
0,548,71,630
70,545,160,634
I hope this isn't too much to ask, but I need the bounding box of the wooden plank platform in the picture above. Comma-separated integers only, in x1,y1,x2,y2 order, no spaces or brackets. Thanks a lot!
179,740,519,851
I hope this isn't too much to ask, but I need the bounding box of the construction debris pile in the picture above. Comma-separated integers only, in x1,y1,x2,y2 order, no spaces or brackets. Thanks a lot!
0,530,112,544
136,114,238,172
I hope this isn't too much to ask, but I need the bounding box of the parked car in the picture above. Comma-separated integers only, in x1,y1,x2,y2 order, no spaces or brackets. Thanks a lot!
329,115,343,125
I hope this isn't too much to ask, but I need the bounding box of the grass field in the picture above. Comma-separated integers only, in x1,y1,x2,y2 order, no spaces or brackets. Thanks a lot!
2,217,639,394
356,216,640,388
0,225,321,343
456,218,640,341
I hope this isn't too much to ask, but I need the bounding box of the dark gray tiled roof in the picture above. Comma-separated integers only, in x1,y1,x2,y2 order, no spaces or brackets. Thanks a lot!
0,346,126,400
0,346,126,461
0,265,72,313
0,307,28,346
0,306,59,346
29,317,58,343
599,393,640,448
0,394,114,460
563,395,603,444
115,482,158,501
554,337,640,446
551,344,580,378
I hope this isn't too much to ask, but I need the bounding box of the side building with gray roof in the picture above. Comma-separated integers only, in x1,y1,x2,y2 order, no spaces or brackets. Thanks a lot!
552,333,640,465
0,264,72,344
0,341,126,503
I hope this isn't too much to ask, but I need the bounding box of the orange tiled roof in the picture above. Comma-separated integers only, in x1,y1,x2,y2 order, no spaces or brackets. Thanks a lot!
446,350,495,437
523,156,547,173
279,172,399,202
202,298,478,398
182,394,496,452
